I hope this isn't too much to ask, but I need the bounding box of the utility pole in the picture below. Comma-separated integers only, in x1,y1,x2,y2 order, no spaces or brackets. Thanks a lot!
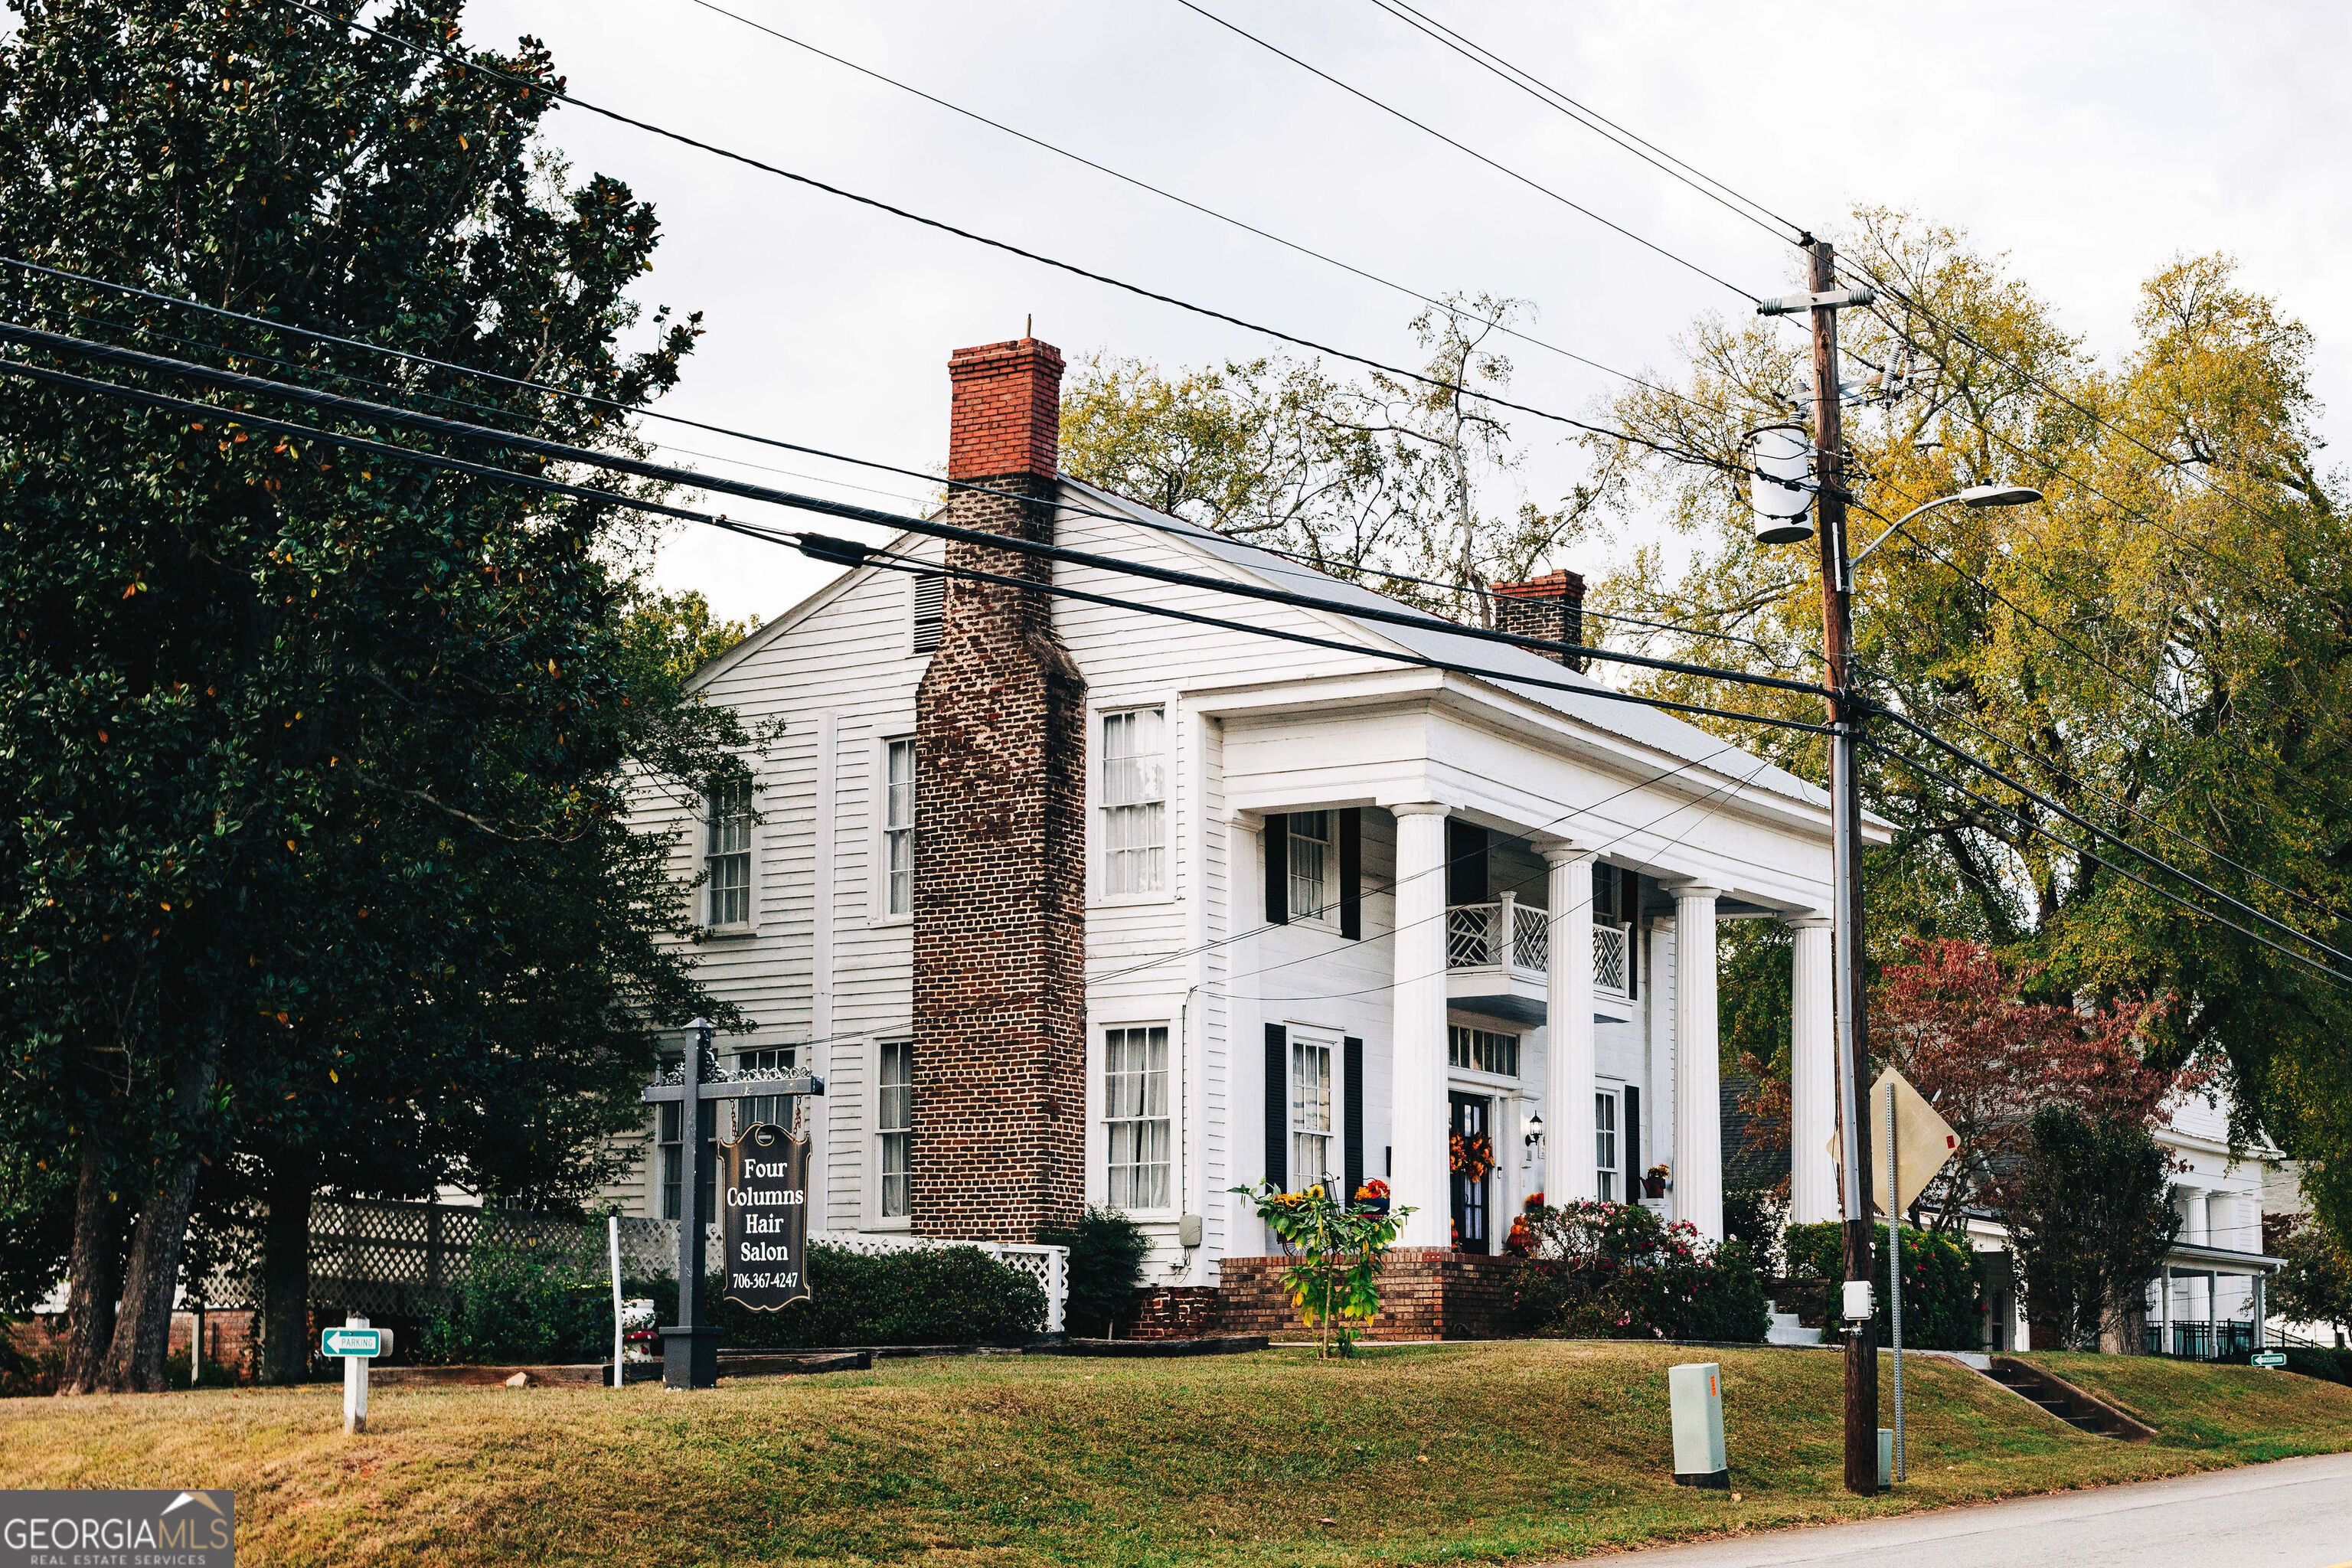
1804,237,1881,1496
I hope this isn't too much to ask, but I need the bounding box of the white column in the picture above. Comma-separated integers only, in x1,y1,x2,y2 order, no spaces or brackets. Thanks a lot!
1543,843,1598,1203
1392,804,1452,1249
1671,884,1724,1241
1787,915,1838,1224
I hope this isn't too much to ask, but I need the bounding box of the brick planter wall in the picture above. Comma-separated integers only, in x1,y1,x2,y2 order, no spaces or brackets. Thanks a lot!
1125,1285,1220,1341
1214,1248,1527,1341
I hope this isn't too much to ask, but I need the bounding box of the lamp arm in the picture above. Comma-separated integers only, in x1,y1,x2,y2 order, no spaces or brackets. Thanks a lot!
1843,494,1965,591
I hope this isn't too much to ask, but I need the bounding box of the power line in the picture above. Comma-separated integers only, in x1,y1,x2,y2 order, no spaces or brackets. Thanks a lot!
4,260,1806,666
1173,0,1761,303
1863,735,2352,995
0,348,1836,743
681,0,1711,415
0,316,1838,708
1866,703,2352,972
1361,0,1810,246
274,0,1748,480
1875,673,2352,931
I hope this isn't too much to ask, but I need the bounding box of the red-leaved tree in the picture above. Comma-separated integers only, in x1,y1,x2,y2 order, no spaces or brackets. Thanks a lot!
1873,939,2193,1231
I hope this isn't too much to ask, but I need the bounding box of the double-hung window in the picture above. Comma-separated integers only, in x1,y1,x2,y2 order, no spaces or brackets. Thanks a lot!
657,1099,717,1223
1595,1088,1621,1202
884,738,916,918
732,1047,796,1138
1103,1025,1171,1209
705,778,753,928
1291,1036,1334,1187
1102,708,1166,896
877,1038,913,1220
1288,811,1332,922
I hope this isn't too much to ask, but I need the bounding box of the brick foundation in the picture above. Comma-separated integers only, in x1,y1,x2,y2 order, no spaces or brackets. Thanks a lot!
1212,1248,1527,1341
912,337,1089,1243
1125,1285,1221,1341
5,1307,260,1390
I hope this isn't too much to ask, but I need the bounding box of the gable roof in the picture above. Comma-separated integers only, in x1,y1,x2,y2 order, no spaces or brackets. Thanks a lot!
1059,478,1831,811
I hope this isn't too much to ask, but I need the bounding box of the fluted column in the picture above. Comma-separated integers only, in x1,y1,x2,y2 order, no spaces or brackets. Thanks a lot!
1391,804,1452,1248
1542,842,1598,1204
1787,915,1838,1224
1671,884,1723,1240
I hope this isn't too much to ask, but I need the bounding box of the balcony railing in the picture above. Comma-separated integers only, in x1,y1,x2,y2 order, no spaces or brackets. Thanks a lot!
1447,897,1632,996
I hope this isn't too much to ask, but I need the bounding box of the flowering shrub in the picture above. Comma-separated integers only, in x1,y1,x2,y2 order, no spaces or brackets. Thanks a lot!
1510,1200,1768,1342
1233,1180,1414,1357
1784,1220,1983,1350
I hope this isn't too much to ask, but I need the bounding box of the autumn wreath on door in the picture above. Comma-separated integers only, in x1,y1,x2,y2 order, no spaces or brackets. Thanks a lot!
1449,1130,1495,1184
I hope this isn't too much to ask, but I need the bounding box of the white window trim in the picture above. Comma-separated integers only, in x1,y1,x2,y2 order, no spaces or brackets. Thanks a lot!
1088,697,1179,908
868,733,916,928
1093,1017,1180,1217
867,1034,914,1231
1595,1081,1624,1204
701,774,756,936
1285,1021,1343,1195
1285,810,1341,931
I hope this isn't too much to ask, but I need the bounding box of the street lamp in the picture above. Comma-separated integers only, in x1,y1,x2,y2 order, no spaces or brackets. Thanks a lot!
1842,484,2042,590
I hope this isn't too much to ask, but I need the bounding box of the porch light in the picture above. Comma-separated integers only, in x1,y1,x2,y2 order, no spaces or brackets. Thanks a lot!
1524,1112,1544,1148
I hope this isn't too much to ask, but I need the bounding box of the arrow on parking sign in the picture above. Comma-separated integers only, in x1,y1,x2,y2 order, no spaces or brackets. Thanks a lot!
320,1327,385,1357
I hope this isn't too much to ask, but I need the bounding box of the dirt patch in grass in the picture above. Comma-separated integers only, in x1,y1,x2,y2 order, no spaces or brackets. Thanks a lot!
6,1343,2349,1566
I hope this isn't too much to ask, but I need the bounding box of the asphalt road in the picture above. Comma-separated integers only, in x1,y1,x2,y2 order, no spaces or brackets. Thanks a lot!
1606,1452,2352,1566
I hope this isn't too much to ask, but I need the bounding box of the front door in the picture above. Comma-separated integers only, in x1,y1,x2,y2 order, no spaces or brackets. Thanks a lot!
1450,1093,1492,1252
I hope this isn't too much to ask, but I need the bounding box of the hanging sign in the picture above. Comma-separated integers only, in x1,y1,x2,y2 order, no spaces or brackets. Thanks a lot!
720,1122,812,1311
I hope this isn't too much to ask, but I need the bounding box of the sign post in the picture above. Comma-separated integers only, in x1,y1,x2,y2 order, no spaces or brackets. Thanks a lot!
321,1315,390,1434
639,1020,824,1389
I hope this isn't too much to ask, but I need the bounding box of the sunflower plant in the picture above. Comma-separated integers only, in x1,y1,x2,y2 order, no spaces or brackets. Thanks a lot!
1233,1180,1415,1358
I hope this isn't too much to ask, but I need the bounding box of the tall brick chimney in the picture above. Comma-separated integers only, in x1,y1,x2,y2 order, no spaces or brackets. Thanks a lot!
911,337,1089,1241
1490,569,1588,671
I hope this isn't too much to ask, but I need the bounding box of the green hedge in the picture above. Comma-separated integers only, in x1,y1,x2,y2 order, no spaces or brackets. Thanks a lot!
423,1238,609,1364
1039,1207,1153,1338
1511,1200,1769,1343
1785,1221,1984,1351
636,1243,1048,1350
2279,1347,2352,1386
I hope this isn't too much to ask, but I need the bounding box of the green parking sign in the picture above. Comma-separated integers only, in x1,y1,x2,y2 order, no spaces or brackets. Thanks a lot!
319,1327,384,1357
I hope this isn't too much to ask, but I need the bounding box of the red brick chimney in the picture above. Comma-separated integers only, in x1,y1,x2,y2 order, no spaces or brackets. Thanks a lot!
912,337,1088,1241
1490,570,1588,671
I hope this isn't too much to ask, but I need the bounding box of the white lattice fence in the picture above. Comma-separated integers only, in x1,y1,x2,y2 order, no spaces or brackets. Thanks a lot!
812,1232,1069,1333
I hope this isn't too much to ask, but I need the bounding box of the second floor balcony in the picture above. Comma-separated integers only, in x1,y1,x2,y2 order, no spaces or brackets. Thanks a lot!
1445,892,1634,1027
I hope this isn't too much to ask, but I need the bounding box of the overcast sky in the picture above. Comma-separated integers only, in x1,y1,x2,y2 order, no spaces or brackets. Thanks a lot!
466,0,2352,628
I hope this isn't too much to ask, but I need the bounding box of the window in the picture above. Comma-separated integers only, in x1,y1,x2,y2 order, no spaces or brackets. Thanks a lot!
1596,1088,1620,1202
1291,1036,1334,1187
1101,708,1167,896
657,1099,717,1223
877,1038,913,1220
1289,812,1332,921
1104,1025,1171,1208
731,1047,797,1138
1448,1024,1521,1077
705,778,753,927
1592,861,1622,925
910,573,946,655
884,739,916,917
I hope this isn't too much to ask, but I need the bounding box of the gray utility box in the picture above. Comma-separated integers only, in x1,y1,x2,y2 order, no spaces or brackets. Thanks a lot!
1668,1361,1729,1488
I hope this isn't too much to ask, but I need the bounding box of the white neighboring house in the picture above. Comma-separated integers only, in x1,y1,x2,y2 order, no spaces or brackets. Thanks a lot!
603,332,1872,1295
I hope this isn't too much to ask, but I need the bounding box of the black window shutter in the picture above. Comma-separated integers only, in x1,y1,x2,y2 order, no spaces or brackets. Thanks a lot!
1338,808,1363,939
1624,1086,1642,1199
1263,1024,1289,1192
1624,869,1641,999
1446,821,1488,905
1343,1036,1364,1200
1263,814,1289,926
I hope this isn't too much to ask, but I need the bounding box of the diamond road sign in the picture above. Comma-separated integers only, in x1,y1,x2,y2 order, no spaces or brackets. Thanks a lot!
319,1327,384,1357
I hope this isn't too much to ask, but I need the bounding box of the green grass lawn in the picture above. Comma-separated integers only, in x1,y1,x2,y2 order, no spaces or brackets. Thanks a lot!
5,1343,2350,1566
2020,1351,2352,1462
